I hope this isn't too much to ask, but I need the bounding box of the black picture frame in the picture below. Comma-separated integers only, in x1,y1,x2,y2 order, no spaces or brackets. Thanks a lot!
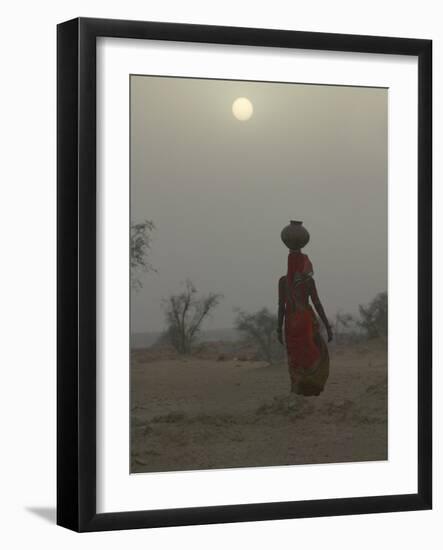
57,17,432,532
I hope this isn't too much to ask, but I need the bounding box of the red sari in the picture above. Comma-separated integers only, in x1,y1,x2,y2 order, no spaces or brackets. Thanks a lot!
280,251,329,395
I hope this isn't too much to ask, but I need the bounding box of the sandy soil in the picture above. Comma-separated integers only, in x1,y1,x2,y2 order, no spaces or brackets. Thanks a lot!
130,342,387,473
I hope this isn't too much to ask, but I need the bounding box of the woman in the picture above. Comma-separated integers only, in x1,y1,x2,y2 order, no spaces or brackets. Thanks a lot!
277,222,332,396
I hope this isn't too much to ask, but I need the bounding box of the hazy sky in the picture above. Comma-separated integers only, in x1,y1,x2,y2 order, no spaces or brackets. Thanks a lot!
130,75,387,333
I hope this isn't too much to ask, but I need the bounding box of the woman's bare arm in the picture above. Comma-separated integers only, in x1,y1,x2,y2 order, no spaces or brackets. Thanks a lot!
309,278,333,342
277,276,286,344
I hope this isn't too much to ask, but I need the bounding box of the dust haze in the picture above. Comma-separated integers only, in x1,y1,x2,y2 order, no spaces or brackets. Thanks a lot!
130,75,387,333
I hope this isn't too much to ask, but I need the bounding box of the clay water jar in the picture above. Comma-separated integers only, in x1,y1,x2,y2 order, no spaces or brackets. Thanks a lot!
280,220,310,250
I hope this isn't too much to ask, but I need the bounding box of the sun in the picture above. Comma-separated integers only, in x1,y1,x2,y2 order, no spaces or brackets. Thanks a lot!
232,97,254,121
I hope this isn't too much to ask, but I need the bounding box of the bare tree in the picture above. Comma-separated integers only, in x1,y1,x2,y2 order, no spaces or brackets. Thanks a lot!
334,311,355,344
235,308,283,364
358,291,388,341
130,219,156,290
163,280,222,354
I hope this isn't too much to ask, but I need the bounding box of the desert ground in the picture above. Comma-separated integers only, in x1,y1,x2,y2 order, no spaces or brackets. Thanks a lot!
130,341,387,473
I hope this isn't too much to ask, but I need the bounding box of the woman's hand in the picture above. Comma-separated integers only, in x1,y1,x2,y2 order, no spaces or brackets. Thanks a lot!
326,325,333,342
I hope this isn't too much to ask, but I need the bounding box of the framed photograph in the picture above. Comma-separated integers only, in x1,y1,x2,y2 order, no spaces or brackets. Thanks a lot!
57,17,432,531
